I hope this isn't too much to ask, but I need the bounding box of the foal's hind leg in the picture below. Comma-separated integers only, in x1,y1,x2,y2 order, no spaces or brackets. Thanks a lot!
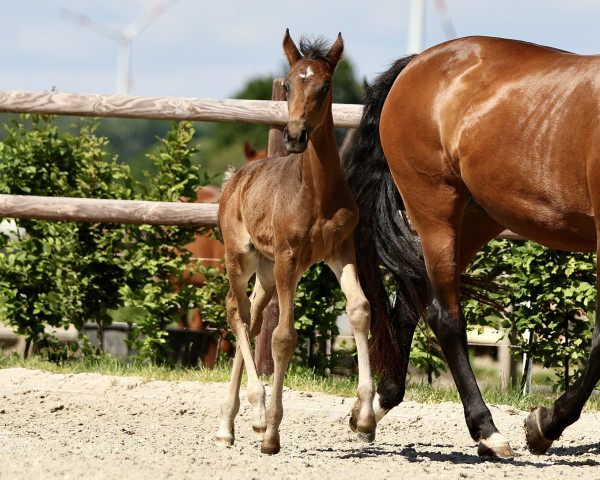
216,254,266,447
247,260,277,437
327,241,376,442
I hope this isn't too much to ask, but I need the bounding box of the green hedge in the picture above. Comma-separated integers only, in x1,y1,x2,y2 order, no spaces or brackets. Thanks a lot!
0,115,345,374
0,116,208,362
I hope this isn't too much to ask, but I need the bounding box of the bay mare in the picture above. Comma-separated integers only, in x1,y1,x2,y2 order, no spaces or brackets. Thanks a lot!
346,35,600,457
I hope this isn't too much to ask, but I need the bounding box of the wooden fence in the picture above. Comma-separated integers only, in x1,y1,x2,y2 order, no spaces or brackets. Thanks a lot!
0,88,522,235
0,88,360,226
0,88,520,382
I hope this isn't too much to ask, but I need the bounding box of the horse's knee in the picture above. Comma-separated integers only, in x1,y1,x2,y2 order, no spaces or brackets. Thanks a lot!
271,327,298,362
427,301,466,345
348,298,370,323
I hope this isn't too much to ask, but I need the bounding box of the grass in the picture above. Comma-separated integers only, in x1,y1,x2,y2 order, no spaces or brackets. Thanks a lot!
2,351,600,412
0,351,360,397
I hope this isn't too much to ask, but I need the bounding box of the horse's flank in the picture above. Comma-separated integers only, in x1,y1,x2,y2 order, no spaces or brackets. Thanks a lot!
385,36,598,253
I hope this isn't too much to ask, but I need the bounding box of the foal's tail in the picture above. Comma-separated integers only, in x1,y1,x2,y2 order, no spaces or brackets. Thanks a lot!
344,55,427,382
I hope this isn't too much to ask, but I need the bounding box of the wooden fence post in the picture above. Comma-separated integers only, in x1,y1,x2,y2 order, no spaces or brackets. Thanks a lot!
254,79,287,376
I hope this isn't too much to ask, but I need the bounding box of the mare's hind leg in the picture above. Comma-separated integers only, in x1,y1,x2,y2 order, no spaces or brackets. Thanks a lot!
327,240,376,441
358,206,506,437
363,321,417,427
525,254,600,454
405,186,513,458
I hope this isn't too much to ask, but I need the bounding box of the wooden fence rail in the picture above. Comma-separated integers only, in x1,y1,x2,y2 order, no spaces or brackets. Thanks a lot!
0,89,525,237
0,194,218,226
0,89,363,128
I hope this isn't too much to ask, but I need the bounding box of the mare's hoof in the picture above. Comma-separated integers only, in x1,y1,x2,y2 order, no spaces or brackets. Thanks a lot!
477,433,515,458
357,431,376,443
525,407,554,455
477,442,515,458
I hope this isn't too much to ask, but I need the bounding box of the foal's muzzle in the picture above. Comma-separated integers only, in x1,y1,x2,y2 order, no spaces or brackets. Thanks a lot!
283,122,309,153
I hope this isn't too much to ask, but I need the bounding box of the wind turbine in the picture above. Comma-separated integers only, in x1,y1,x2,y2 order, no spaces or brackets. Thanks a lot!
61,1,180,94
407,0,456,54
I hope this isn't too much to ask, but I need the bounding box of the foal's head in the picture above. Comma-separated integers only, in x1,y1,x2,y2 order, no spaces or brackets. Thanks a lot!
282,29,344,153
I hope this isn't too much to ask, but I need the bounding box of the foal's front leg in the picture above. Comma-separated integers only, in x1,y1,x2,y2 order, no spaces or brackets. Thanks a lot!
327,242,376,442
260,261,300,454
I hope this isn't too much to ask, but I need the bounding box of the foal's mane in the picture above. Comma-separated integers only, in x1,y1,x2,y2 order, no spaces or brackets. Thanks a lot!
298,36,338,64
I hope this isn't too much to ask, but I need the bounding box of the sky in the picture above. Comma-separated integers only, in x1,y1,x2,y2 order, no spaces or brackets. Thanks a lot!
3,1,600,100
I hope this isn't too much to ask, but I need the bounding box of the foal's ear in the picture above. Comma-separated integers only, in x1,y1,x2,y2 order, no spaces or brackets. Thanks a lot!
327,33,344,69
283,28,302,66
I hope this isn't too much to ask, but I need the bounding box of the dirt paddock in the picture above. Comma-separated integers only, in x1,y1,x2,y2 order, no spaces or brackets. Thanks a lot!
1,367,600,479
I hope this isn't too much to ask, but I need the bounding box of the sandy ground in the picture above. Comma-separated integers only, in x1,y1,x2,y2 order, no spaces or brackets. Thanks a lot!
1,368,600,479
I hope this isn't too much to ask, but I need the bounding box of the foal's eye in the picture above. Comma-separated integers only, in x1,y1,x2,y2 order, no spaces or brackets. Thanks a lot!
282,82,289,94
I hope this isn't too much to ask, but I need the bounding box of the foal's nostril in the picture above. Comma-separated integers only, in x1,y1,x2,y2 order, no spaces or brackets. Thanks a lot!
299,129,308,144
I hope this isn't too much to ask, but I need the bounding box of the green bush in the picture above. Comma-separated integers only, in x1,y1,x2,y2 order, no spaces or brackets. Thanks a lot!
293,263,346,374
0,116,129,359
465,239,596,391
0,115,207,363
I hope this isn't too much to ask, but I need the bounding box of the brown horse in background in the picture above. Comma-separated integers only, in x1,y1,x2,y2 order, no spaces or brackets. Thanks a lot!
243,141,268,162
216,30,375,455
173,144,266,366
346,35,600,458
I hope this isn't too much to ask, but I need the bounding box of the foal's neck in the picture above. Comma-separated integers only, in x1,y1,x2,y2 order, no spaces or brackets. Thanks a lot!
301,109,342,194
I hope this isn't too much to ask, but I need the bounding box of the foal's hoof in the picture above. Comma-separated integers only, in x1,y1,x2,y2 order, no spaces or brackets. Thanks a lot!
260,442,281,455
349,414,358,433
357,431,376,443
477,433,515,458
216,435,234,448
349,398,377,443
252,426,266,440
525,407,554,455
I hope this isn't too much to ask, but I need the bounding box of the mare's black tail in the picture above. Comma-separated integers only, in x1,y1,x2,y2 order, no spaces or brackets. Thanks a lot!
344,55,427,382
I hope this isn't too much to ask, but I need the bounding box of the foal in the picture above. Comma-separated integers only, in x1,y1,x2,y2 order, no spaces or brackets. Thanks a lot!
216,30,376,454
